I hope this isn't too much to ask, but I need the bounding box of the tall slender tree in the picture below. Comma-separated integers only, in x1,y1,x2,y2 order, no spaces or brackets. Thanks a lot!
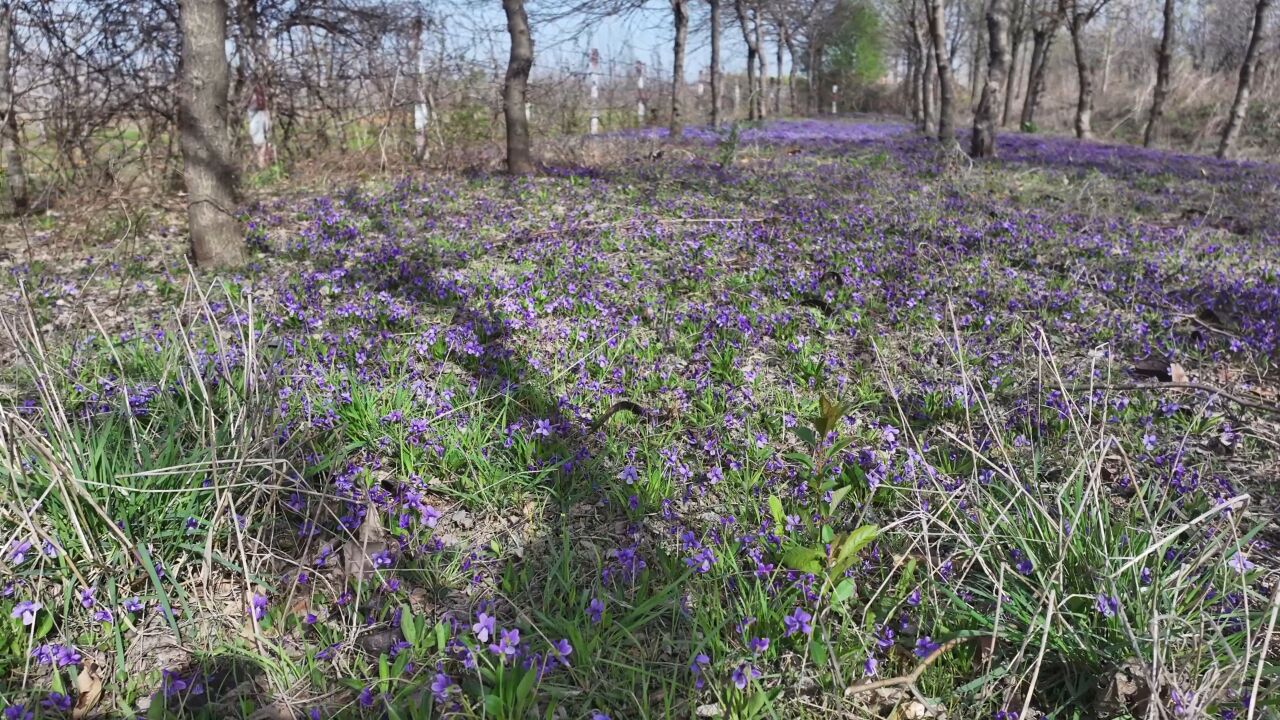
0,1,28,216
1142,0,1175,146
972,0,1012,157
781,19,798,114
906,0,933,131
502,0,534,174
734,0,760,119
1019,0,1062,129
1064,0,1113,140
709,0,722,125
925,0,956,141
754,4,769,118
905,18,923,126
1217,0,1271,158
922,19,937,132
670,0,689,137
410,14,428,162
773,17,784,114
179,0,243,268
1000,0,1025,125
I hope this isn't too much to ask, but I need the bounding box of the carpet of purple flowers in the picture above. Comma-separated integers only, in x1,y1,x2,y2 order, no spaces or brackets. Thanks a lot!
1,120,1278,719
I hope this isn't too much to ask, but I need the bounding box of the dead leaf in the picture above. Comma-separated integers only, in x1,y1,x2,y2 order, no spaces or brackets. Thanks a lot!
342,510,388,582
1216,365,1233,386
247,703,296,720
1094,658,1151,718
972,634,997,665
73,658,104,719
1169,363,1190,384
450,509,475,529
356,627,403,656
287,594,312,617
872,686,909,707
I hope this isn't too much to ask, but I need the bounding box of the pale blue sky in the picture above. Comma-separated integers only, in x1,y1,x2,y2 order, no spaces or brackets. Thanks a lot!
450,3,788,82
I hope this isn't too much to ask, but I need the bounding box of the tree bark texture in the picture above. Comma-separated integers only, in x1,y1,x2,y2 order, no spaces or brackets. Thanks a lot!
179,0,244,268
670,0,688,138
502,0,534,174
710,0,722,125
1217,0,1271,158
0,1,28,216
1142,0,1174,146
925,0,957,141
972,0,1012,157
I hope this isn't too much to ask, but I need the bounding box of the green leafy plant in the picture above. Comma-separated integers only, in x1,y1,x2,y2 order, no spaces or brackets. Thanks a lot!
716,123,742,168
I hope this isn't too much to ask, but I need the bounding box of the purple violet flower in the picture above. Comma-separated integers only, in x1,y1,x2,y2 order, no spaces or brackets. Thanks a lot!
10,600,40,626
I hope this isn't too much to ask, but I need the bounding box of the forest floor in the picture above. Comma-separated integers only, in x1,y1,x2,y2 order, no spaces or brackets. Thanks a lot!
1,119,1278,720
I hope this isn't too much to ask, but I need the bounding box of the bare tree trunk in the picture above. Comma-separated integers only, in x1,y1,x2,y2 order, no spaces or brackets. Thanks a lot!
807,43,818,114
1143,0,1174,147
969,10,983,97
1217,0,1271,158
1021,30,1049,128
906,47,919,124
1020,7,1061,129
710,0,722,125
1002,0,1026,125
947,5,964,65
1068,3,1094,140
410,15,428,161
179,0,243,268
923,26,937,133
908,0,928,130
502,0,534,174
670,0,688,138
0,2,27,216
785,29,799,115
926,0,956,141
774,20,784,114
734,0,759,120
755,6,768,119
1099,21,1114,93
973,0,1012,157
911,52,924,124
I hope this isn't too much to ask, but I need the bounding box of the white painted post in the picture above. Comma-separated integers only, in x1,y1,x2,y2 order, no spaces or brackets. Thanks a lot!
734,81,741,116
589,48,600,135
636,61,646,123
413,18,429,159
831,84,838,115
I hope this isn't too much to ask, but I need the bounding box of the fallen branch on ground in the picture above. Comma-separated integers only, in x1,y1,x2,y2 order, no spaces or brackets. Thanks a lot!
1064,381,1280,417
845,635,986,696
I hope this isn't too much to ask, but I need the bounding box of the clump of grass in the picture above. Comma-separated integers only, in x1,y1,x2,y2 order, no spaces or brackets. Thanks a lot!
862,328,1273,719
0,278,318,715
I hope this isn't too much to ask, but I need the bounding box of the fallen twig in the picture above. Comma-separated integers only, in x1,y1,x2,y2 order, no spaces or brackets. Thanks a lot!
655,216,771,224
1064,382,1280,417
845,635,983,696
587,400,648,433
